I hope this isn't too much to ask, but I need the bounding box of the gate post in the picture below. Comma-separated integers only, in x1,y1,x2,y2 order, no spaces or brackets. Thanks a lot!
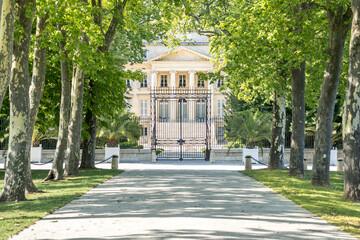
151,150,157,162
209,149,215,163
245,155,252,170
337,159,343,171
111,155,119,170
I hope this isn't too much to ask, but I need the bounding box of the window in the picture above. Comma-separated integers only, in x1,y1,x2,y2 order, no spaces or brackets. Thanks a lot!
143,49,149,60
140,76,148,88
217,79,224,88
217,99,225,117
179,75,186,88
142,127,148,136
197,79,205,88
160,75,168,88
196,100,206,122
178,99,188,121
126,79,132,88
140,100,148,117
159,101,169,121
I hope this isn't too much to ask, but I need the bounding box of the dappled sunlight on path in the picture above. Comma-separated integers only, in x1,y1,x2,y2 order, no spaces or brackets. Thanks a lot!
11,169,356,240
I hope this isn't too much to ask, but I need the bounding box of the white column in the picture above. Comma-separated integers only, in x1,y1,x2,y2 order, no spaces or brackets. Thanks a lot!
151,71,158,89
208,76,215,144
170,71,177,121
189,71,195,88
170,71,177,89
189,71,196,121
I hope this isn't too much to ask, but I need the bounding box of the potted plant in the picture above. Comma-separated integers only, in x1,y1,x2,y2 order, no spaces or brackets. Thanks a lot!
306,123,341,165
31,128,56,163
225,109,272,163
98,110,142,162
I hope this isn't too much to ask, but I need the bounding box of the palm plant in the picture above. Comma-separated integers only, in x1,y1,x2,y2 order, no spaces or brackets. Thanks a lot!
32,127,57,147
225,109,272,149
97,111,142,147
305,122,341,147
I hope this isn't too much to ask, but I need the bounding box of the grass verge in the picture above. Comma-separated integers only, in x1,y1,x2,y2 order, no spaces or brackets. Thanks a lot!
241,169,360,238
0,168,123,240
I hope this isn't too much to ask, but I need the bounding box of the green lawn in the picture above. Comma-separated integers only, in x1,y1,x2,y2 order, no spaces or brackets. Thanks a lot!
242,169,360,238
0,169,123,240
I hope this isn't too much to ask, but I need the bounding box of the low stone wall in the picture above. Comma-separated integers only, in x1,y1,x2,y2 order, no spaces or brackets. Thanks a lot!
120,149,151,162
210,149,242,162
211,148,344,164
0,149,152,163
0,148,344,164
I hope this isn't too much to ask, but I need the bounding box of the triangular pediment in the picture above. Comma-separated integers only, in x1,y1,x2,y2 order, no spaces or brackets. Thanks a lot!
149,47,212,62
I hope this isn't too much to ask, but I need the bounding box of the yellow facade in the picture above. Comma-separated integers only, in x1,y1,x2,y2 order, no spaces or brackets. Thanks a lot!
126,34,227,149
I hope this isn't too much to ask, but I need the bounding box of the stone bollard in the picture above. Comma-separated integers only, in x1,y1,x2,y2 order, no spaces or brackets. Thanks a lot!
245,155,252,170
151,150,157,163
337,159,344,171
303,158,307,170
209,150,215,163
111,155,119,170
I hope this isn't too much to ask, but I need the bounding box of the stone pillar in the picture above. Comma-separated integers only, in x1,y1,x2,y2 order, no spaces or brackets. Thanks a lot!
151,71,158,89
210,150,215,163
337,159,344,171
170,71,177,121
189,71,196,121
111,155,119,169
208,80,216,143
245,155,252,170
189,71,195,88
170,71,177,89
151,150,157,162
303,158,308,170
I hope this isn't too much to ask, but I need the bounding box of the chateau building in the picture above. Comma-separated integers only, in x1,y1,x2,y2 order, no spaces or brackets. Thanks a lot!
125,34,226,160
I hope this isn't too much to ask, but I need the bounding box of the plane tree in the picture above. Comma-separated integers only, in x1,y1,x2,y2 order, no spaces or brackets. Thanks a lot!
342,0,360,201
177,0,327,172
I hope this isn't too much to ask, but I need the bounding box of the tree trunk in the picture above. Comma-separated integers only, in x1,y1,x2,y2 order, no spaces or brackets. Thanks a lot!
26,14,48,193
0,0,15,110
45,29,71,181
80,0,126,165
80,103,97,169
268,90,286,170
311,6,352,187
289,60,306,178
0,0,35,202
343,0,360,201
0,0,3,22
64,65,85,176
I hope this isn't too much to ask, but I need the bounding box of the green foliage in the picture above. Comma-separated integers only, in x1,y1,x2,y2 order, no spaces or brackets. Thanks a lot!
97,110,141,147
31,127,57,147
242,170,360,238
120,142,143,149
0,169,123,240
225,109,272,149
155,148,164,155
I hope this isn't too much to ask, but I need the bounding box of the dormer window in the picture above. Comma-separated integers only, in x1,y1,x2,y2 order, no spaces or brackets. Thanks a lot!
197,79,205,88
160,75,168,88
140,76,148,88
179,75,186,88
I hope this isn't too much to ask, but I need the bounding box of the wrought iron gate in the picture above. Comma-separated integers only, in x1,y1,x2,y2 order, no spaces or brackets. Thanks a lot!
151,88,211,160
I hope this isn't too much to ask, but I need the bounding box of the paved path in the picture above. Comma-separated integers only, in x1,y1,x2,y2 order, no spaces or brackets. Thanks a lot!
11,168,356,240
